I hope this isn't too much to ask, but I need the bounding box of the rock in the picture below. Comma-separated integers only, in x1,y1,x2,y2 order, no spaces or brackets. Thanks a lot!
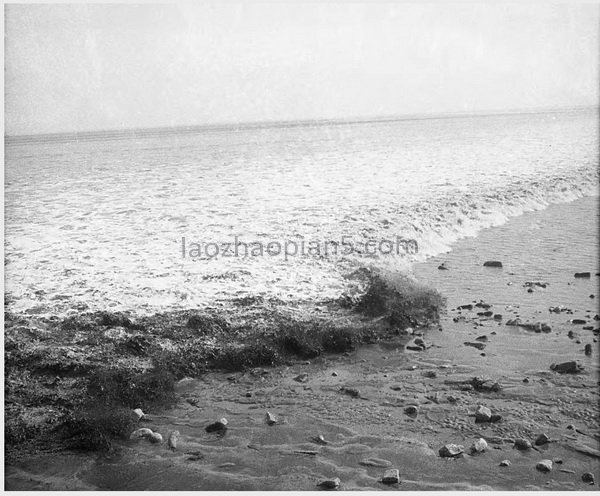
483,261,503,268
527,288,534,293
331,371,338,377
317,478,341,490
536,459,553,473
475,405,492,423
550,361,583,374
294,373,309,383
471,376,501,392
585,344,592,355
500,459,511,467
535,433,550,446
470,438,488,453
340,387,360,398
458,304,473,310
382,469,400,484
133,408,145,420
205,418,228,433
186,451,205,461
524,281,548,288
149,432,163,444
477,311,493,317
311,435,328,445
130,428,155,440
572,319,587,325
404,405,418,416
360,457,392,467
168,430,180,450
514,438,532,450
475,302,492,309
475,335,488,341
438,264,449,270
490,414,503,423
493,314,503,320
439,444,464,458
465,341,486,350
574,272,591,278
590,294,595,299
506,318,521,326
265,411,278,425
246,391,252,397
582,472,595,484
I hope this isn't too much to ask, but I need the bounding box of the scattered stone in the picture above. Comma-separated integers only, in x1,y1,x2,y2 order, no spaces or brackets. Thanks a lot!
167,430,180,450
423,370,437,378
550,361,583,374
470,438,488,454
568,330,576,338
535,433,550,446
439,444,464,458
205,418,228,433
490,414,503,423
475,335,488,341
506,318,521,326
475,302,492,309
475,405,492,423
527,288,534,293
265,411,278,426
572,319,587,325
458,304,473,310
483,261,503,268
524,281,548,288
317,478,340,490
294,373,309,383
552,458,563,464
536,459,553,473
574,272,591,278
493,314,503,320
382,469,400,484
331,371,338,377
438,264,449,270
523,377,529,383
465,341,486,350
585,344,593,355
582,472,595,484
500,460,511,467
514,439,533,450
404,405,418,416
246,391,253,397
360,457,392,468
477,311,493,317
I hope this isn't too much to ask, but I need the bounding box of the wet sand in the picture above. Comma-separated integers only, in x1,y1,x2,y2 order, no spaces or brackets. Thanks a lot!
5,196,599,490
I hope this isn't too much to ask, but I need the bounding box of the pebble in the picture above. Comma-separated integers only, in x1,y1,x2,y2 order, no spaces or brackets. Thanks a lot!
382,469,400,484
582,472,595,484
500,460,511,467
133,408,145,420
439,444,464,458
317,478,340,490
536,460,553,473
475,405,492,423
265,411,278,425
470,438,488,453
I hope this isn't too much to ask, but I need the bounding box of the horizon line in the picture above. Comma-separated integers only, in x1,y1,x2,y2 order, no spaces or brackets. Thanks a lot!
5,104,598,142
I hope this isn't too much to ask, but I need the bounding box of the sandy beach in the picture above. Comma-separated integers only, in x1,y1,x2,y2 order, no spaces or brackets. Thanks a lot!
5,195,598,491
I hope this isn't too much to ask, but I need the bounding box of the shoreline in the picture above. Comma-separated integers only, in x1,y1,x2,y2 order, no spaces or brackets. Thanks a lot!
5,196,600,490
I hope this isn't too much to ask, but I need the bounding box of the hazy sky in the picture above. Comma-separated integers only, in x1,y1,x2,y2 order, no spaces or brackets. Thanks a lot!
5,3,599,135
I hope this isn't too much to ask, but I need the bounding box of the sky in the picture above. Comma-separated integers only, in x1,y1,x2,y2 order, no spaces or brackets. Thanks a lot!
5,3,600,135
